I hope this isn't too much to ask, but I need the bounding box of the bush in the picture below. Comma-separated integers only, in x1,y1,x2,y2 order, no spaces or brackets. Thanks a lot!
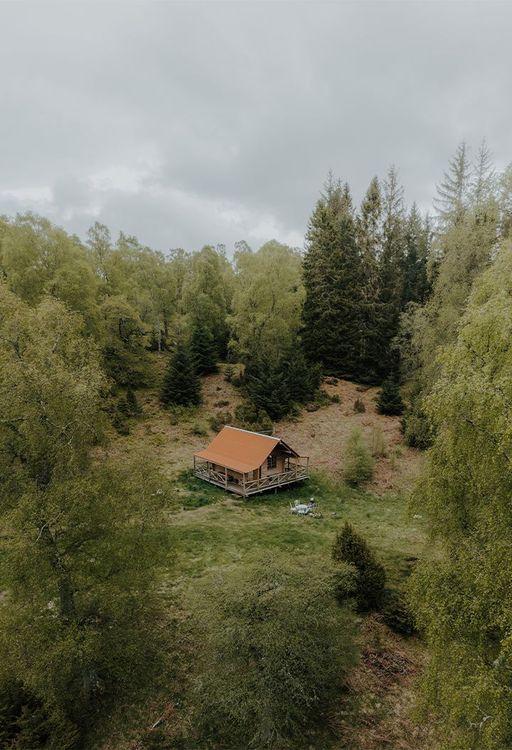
208,410,233,433
234,402,273,433
402,407,433,449
371,426,387,458
126,387,142,417
190,422,208,437
381,589,416,636
332,522,386,611
343,428,374,486
224,364,235,383
332,562,358,604
188,555,357,749
0,680,76,750
353,398,365,413
376,378,404,416
112,404,130,435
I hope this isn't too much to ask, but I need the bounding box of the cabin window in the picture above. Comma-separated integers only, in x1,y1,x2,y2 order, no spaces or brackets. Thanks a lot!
267,454,277,470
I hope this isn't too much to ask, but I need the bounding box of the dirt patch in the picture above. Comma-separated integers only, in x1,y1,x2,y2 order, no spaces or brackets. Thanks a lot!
111,365,422,494
336,617,433,750
277,379,422,494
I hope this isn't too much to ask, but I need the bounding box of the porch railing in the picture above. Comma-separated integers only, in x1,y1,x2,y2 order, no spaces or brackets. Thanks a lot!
194,462,308,495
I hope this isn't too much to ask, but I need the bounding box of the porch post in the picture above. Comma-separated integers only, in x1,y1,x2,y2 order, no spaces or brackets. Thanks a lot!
224,466,228,488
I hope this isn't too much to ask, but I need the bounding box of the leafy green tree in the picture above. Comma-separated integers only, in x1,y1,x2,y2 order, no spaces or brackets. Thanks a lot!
181,245,234,358
190,319,218,375
302,175,365,378
0,213,100,333
332,522,386,611
343,428,374,487
229,240,304,363
161,340,201,407
409,241,512,750
100,295,150,387
188,555,357,749
0,287,168,746
400,146,500,447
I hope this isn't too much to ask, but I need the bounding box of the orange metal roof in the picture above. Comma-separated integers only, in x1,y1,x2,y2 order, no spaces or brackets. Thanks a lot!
194,425,300,474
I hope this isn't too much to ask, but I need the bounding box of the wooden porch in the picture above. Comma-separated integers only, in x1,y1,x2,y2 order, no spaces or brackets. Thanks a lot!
193,457,309,497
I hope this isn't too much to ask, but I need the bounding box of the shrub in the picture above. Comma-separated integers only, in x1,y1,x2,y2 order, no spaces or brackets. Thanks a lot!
332,562,358,604
353,398,365,413
376,378,404,416
234,402,273,433
0,680,76,750
402,408,433,449
381,589,416,636
188,555,357,749
191,422,208,437
208,410,233,433
371,426,387,458
112,404,130,435
332,522,386,611
126,387,142,417
343,428,374,486
224,364,235,383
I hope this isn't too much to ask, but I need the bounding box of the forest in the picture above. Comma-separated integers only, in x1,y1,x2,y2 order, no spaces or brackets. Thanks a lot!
1,141,512,750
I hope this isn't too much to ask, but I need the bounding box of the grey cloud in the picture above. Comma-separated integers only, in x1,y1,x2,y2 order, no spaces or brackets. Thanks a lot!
0,2,511,252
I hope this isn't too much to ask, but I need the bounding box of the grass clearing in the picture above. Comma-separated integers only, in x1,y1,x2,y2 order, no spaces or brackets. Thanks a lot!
105,364,433,749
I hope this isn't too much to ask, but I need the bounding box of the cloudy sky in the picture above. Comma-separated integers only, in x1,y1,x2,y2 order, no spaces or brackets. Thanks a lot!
0,1,510,253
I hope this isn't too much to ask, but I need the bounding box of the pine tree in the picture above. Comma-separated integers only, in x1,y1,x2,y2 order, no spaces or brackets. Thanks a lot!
343,428,374,486
434,142,471,228
332,522,386,610
471,139,496,210
356,176,382,381
302,175,365,378
376,377,404,416
161,341,201,406
377,166,406,377
190,320,218,375
402,204,431,307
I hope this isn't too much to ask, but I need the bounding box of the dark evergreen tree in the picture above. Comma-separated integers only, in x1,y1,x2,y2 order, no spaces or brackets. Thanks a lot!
376,166,406,378
402,204,431,307
356,176,382,381
243,357,290,420
242,341,320,420
161,341,201,406
302,175,365,379
376,377,404,415
190,320,218,375
332,522,386,611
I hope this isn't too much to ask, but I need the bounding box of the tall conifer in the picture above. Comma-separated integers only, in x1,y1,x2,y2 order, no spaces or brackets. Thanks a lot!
377,166,406,377
303,175,365,378
161,340,201,406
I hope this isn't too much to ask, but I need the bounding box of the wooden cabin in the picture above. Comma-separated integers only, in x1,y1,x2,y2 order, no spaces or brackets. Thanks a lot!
193,425,309,497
